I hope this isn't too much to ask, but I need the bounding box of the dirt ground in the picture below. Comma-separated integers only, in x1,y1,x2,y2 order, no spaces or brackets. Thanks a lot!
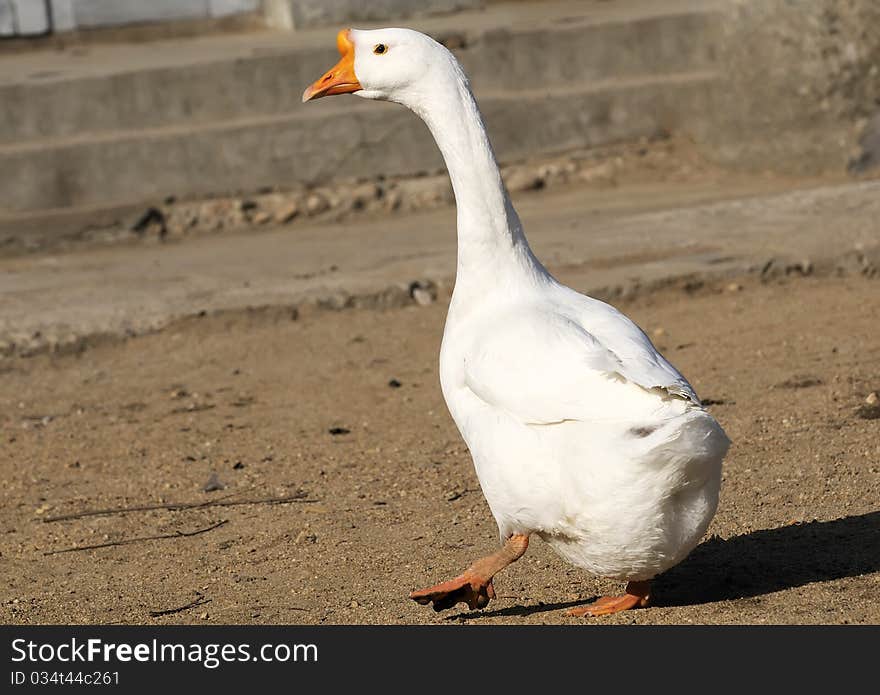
1,271,879,625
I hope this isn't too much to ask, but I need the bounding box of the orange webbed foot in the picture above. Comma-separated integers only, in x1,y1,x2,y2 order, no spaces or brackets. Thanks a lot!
566,581,651,617
410,573,496,612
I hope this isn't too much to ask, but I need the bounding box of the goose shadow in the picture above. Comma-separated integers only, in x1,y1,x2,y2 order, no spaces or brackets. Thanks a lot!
445,599,591,621
446,511,880,620
654,511,880,607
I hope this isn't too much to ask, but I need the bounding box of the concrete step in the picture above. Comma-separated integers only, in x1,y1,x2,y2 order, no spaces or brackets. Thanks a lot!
287,0,486,30
0,0,720,144
0,0,725,215
0,71,717,212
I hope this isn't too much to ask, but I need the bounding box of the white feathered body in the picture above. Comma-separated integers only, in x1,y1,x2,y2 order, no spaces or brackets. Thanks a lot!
329,26,730,584
440,266,729,581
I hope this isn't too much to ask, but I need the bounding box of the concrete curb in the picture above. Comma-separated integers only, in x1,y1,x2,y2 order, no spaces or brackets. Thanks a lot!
1,179,878,359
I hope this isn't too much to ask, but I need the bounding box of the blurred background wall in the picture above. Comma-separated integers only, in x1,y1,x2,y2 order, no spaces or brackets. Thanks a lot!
0,0,485,35
0,0,878,247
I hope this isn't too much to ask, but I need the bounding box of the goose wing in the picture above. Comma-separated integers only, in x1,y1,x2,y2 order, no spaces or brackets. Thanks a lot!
462,302,699,427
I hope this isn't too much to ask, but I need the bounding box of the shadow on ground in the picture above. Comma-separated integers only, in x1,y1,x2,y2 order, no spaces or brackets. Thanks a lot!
655,511,880,607
447,512,880,620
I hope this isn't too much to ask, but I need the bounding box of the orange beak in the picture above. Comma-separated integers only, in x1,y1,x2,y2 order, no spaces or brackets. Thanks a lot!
302,29,362,103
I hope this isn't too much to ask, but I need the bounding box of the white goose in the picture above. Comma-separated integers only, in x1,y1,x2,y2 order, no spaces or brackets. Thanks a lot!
304,28,730,616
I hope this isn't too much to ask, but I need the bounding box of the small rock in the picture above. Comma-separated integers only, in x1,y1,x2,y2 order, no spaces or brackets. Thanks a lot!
382,188,403,212
199,199,241,231
504,168,544,192
866,392,878,406
412,288,434,306
253,211,272,225
351,182,381,208
398,176,452,210
202,472,225,493
306,193,330,216
232,461,245,470
786,259,812,276
294,530,318,544
409,280,437,306
538,163,562,180
275,202,299,223
388,379,402,388
578,161,616,184
165,205,200,237
199,612,209,620
328,427,350,436
726,282,743,292
652,327,666,337
350,600,359,608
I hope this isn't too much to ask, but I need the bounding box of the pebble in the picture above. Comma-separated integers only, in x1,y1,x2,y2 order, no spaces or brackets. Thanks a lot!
578,162,616,183
504,168,545,192
306,193,330,216
202,472,225,493
275,202,299,223
409,281,437,306
294,529,318,544
382,189,403,212
866,392,878,405
398,175,446,196
412,287,434,305
351,182,381,207
538,163,561,179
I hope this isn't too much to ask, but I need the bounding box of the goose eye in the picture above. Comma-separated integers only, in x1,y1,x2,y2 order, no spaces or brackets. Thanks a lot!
373,44,387,55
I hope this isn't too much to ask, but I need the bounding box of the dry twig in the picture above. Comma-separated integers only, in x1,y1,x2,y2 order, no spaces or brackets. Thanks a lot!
149,594,211,618
42,492,314,523
43,520,228,556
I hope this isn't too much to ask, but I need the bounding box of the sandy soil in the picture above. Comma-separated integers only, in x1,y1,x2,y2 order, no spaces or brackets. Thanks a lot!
1,272,879,625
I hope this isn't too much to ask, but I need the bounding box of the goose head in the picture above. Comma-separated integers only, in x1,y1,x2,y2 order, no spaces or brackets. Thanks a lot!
302,28,457,108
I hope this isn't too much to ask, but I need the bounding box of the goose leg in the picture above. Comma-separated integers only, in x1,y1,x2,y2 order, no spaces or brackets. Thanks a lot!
410,534,529,612
566,580,651,617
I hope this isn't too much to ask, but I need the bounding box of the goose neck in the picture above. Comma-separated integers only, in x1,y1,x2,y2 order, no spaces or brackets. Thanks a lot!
412,71,534,276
